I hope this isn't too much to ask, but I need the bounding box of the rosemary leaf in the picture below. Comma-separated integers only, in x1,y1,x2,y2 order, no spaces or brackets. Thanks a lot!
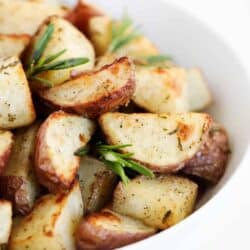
126,160,155,178
74,145,90,157
146,55,172,64
43,49,67,65
31,76,53,88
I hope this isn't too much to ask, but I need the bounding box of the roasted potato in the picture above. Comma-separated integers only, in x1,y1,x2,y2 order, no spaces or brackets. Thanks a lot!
8,181,83,250
24,16,95,87
0,0,68,35
132,66,189,113
112,175,198,229
0,130,13,176
0,123,41,215
37,57,136,118
78,156,117,214
35,111,95,193
182,124,230,183
187,68,212,111
99,112,212,172
0,34,30,58
0,56,36,129
76,209,156,250
0,200,12,245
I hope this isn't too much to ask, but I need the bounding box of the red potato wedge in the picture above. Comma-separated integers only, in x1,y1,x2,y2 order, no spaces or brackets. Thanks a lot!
8,181,83,250
37,57,136,118
112,175,198,229
0,34,30,58
24,16,95,88
0,130,13,176
35,111,95,193
0,0,68,35
182,124,230,183
0,56,36,129
0,200,12,245
0,123,41,215
99,112,212,172
76,209,156,250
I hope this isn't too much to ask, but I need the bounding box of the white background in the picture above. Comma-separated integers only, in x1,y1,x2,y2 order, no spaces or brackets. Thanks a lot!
166,1,250,249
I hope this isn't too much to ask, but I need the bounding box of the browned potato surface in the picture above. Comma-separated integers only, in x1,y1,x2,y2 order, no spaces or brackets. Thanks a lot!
8,181,83,250
112,175,198,229
37,57,136,118
78,156,117,214
182,124,230,183
99,112,212,172
76,209,156,250
0,200,12,245
35,111,95,193
0,56,36,129
0,131,13,176
0,123,41,215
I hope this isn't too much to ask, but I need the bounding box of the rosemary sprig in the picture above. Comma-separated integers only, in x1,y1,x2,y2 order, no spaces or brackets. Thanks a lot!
108,14,139,53
26,23,89,87
137,55,172,67
74,142,154,184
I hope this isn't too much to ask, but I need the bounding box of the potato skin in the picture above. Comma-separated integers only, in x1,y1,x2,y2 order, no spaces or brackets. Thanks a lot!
76,210,156,250
38,57,136,118
182,125,230,183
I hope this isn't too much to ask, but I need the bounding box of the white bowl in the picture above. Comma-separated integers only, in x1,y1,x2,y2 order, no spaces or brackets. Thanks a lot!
63,0,250,249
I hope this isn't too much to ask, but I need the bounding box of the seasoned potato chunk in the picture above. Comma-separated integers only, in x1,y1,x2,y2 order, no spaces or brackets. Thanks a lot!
8,181,83,250
183,124,230,183
0,200,12,245
78,156,117,214
37,57,135,118
0,130,13,176
132,66,189,113
76,209,156,250
0,0,68,35
99,112,212,172
24,16,95,87
187,68,212,111
0,123,41,215
0,34,30,58
35,111,95,193
112,175,198,229
0,56,36,129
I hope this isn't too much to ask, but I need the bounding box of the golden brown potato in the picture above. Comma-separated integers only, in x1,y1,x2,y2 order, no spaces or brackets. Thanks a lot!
112,175,198,229
37,57,136,118
0,200,12,245
0,0,68,35
0,123,41,215
8,181,83,250
0,56,36,129
0,130,13,176
99,112,212,172
24,16,95,87
132,66,189,113
0,34,30,58
76,209,156,250
35,111,95,193
182,124,230,183
187,68,212,111
78,156,117,214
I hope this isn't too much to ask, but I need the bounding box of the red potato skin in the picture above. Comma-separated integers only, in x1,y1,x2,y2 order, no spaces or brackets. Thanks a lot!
76,211,155,250
34,111,81,193
0,136,13,176
38,57,136,119
99,114,213,173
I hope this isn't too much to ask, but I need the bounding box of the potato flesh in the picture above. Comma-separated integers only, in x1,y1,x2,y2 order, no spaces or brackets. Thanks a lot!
99,112,212,170
112,176,198,229
78,156,117,214
0,56,36,129
133,66,189,113
0,200,12,245
8,182,83,250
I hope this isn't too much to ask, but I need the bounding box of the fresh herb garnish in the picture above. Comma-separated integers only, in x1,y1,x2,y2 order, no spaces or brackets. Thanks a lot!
108,14,139,53
26,23,89,87
74,142,155,184
137,54,172,67
74,145,90,157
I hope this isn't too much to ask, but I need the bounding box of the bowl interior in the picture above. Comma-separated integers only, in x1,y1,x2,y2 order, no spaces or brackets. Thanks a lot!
63,0,250,246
